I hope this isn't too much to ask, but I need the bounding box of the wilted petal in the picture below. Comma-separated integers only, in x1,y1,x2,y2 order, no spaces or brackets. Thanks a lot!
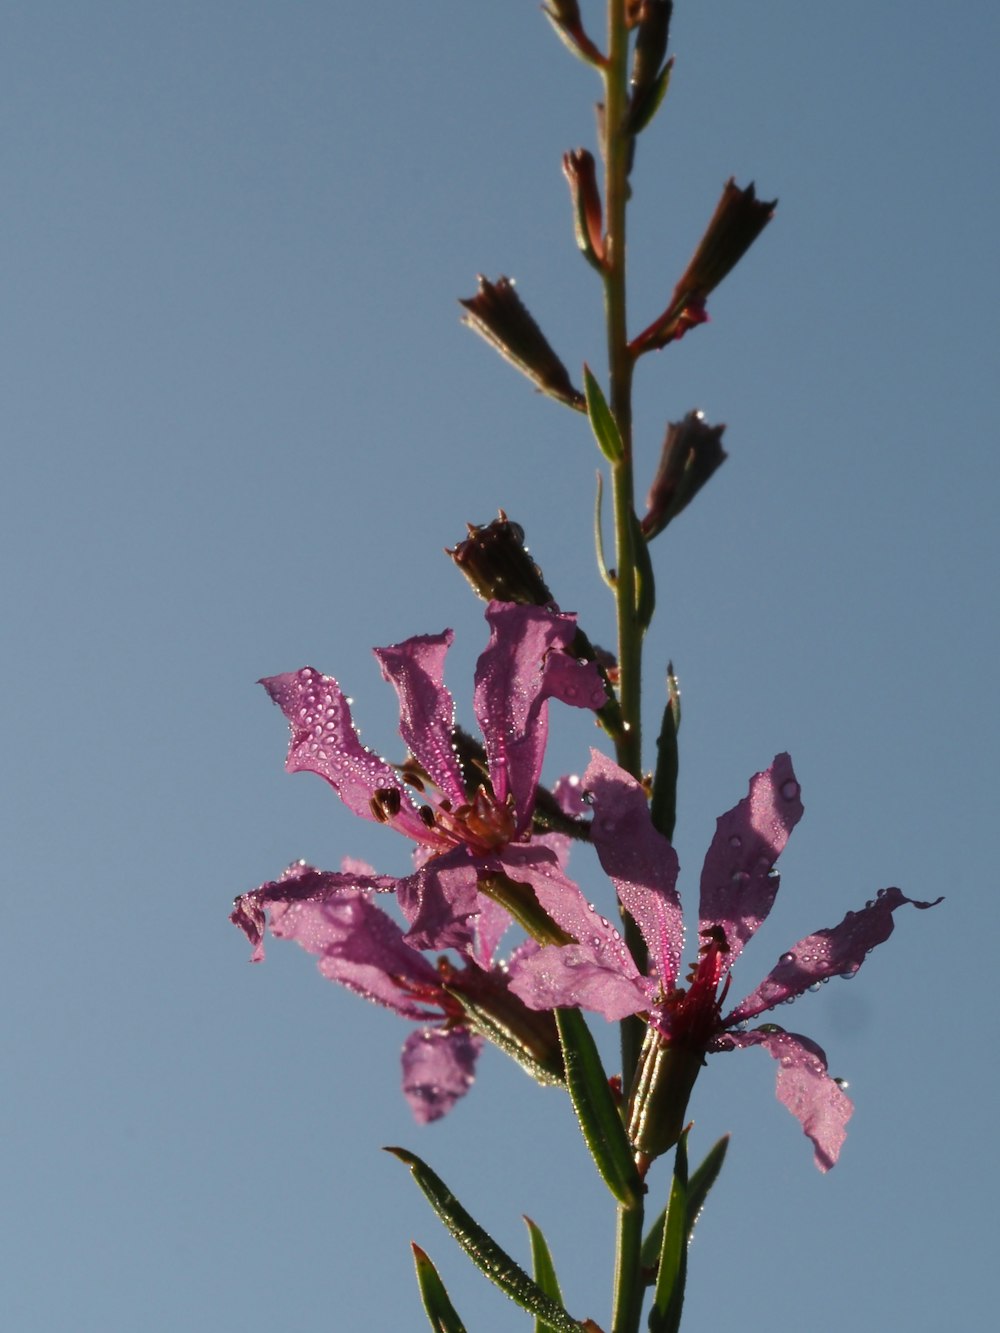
726,887,943,1024
722,1027,852,1172
699,753,804,964
584,749,683,989
373,631,466,807
261,669,427,841
231,861,397,962
401,1026,482,1124
474,602,603,831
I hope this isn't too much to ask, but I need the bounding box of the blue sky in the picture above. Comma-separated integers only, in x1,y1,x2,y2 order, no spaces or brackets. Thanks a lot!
2,3,997,1329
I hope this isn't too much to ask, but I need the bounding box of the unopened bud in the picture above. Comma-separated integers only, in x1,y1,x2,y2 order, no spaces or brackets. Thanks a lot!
626,1,673,135
447,511,555,606
631,180,776,354
563,149,605,270
642,411,727,538
460,275,586,411
542,2,604,67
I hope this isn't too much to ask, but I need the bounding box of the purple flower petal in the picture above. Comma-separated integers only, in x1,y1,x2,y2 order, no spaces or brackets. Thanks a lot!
402,1026,482,1123
396,851,484,952
502,843,652,1020
509,942,650,1020
726,887,943,1024
698,753,804,965
373,631,466,807
231,861,397,962
261,669,427,842
261,891,443,1018
721,1026,852,1171
473,603,601,832
584,750,684,989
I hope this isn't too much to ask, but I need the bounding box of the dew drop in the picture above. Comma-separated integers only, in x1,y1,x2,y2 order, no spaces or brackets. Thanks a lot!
780,779,800,801
779,951,795,966
728,834,742,849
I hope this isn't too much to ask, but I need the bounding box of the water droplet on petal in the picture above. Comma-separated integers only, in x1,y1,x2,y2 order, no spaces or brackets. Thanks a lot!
779,951,795,966
780,779,800,801
728,834,742,849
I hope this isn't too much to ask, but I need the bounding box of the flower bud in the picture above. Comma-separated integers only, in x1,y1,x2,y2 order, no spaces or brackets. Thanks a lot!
460,275,586,411
447,511,555,606
542,2,604,67
563,149,605,270
641,411,727,538
626,1,673,135
631,180,776,354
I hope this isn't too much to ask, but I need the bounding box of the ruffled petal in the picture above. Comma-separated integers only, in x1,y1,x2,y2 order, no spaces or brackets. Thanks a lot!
258,891,443,1018
231,861,397,962
401,1026,482,1123
261,669,428,841
584,750,683,989
373,630,466,807
698,753,804,964
726,887,943,1025
720,1026,853,1171
474,602,602,832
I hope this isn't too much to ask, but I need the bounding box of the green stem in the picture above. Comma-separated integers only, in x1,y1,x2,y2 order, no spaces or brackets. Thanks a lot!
610,1197,645,1333
604,6,647,1331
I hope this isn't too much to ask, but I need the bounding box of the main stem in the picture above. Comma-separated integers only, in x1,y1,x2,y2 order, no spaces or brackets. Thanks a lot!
604,6,646,1333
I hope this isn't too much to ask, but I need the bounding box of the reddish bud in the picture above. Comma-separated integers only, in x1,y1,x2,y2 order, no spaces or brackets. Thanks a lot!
642,411,727,538
460,275,586,411
563,149,605,269
631,179,776,354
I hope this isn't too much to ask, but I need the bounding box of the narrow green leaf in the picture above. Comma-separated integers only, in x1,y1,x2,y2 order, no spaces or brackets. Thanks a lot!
412,1244,468,1333
524,1216,565,1333
685,1133,729,1237
650,665,680,842
555,1008,641,1206
583,365,625,463
640,1133,730,1281
594,471,614,589
632,510,656,630
386,1147,586,1333
649,1131,689,1333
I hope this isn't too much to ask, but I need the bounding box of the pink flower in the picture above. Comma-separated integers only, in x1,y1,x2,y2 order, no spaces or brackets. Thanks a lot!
246,859,561,1123
509,749,941,1170
232,602,606,964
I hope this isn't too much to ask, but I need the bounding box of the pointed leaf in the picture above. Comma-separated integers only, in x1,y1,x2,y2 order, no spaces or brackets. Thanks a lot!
386,1148,586,1333
649,1131,689,1333
524,1216,565,1333
640,1134,729,1280
583,366,625,463
412,1244,469,1333
555,1008,641,1206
